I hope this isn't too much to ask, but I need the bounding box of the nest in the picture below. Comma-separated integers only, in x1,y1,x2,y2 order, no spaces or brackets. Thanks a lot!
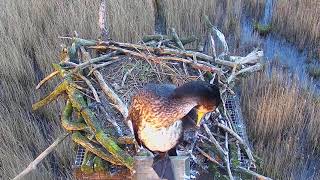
25,23,270,179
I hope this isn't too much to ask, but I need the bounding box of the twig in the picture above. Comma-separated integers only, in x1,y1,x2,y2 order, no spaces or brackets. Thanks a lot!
75,74,101,103
203,123,226,158
73,51,119,72
89,42,215,62
224,132,234,180
217,123,255,163
71,83,93,94
88,59,120,76
235,63,262,76
142,34,197,45
98,105,123,136
80,47,129,119
235,167,273,180
35,71,59,89
121,66,135,87
58,36,73,40
209,34,217,59
196,146,223,168
13,133,70,180
227,65,238,84
59,62,78,69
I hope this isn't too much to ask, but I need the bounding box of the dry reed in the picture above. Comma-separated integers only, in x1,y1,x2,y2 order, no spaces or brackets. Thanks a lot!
242,0,266,19
272,0,320,49
241,66,320,179
1,0,319,179
162,0,243,46
0,0,154,179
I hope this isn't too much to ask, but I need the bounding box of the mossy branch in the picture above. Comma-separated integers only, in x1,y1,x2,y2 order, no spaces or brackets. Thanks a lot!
32,81,68,111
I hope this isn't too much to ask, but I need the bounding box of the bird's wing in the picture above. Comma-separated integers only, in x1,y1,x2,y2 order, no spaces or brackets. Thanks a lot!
128,97,142,147
128,83,177,145
144,83,176,97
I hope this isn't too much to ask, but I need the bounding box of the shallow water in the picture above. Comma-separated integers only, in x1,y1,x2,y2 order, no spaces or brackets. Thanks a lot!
240,0,319,89
240,0,320,178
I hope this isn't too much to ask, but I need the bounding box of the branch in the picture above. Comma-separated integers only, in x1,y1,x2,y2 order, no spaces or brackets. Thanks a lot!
195,146,223,168
217,123,255,163
75,74,101,103
235,167,273,180
32,81,68,111
73,51,119,72
224,132,234,180
88,59,120,76
13,133,70,180
36,71,59,89
203,123,227,158
169,28,185,50
80,47,129,119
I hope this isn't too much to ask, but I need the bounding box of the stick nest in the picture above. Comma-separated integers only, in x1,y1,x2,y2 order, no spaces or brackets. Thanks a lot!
32,28,270,179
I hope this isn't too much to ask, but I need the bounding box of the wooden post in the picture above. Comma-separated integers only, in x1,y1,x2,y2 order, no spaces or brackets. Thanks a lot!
170,156,190,180
133,156,160,180
133,156,190,180
154,0,167,34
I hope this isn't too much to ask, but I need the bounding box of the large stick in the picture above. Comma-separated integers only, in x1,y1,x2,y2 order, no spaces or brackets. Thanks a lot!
80,47,129,118
36,71,59,89
217,123,255,163
235,167,272,180
13,133,70,180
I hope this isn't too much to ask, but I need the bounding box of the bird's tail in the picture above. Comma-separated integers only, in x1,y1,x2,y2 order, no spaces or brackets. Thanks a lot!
152,153,175,180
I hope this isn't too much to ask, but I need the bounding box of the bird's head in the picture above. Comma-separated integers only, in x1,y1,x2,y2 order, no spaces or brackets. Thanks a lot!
172,81,222,126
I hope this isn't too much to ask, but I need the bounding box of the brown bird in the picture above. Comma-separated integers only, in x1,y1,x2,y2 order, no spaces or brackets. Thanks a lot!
128,80,221,160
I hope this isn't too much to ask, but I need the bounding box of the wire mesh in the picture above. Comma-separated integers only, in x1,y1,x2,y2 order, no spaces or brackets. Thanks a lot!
74,145,85,167
225,94,252,168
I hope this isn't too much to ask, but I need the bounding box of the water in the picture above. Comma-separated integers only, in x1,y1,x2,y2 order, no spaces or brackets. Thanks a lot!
240,0,320,178
260,0,273,25
240,0,319,88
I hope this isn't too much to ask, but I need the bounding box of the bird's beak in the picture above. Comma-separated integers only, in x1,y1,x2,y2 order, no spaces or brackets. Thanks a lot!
196,111,206,127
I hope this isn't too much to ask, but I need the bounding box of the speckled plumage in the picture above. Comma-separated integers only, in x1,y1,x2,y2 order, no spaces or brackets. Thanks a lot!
128,81,221,153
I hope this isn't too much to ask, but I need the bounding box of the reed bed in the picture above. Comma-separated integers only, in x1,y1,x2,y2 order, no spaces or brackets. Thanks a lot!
162,0,242,46
242,0,266,19
272,0,320,49
1,0,319,179
241,66,320,179
0,0,153,179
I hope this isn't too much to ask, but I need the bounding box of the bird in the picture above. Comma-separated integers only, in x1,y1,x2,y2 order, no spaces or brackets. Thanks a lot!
127,80,222,179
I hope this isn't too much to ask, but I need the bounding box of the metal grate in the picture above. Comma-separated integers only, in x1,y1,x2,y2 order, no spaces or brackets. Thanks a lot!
74,145,86,167
225,94,250,145
225,94,252,168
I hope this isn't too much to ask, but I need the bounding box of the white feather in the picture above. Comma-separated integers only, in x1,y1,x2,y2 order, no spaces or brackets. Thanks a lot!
139,120,183,152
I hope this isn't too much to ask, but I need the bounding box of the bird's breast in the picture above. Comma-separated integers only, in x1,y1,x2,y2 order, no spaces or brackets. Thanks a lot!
138,120,183,152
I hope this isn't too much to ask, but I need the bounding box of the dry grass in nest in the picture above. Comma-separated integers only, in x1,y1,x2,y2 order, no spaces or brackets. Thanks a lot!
99,56,199,104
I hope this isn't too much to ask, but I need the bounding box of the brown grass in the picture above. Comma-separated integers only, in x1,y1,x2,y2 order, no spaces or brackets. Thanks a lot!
0,0,240,178
106,0,155,42
242,0,266,19
1,0,319,179
240,66,320,179
0,0,154,179
163,0,243,46
272,0,320,49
